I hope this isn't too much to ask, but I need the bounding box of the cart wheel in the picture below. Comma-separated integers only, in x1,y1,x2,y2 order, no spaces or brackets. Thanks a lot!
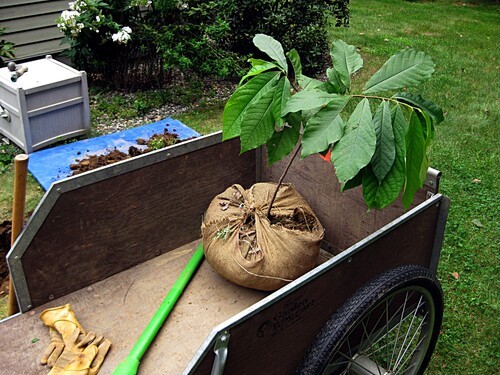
297,265,443,375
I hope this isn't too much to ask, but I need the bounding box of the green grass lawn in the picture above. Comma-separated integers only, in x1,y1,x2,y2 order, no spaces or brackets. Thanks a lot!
1,0,498,372
330,0,499,373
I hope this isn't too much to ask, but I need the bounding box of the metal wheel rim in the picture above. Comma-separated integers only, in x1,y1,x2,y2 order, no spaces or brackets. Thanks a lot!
322,286,436,375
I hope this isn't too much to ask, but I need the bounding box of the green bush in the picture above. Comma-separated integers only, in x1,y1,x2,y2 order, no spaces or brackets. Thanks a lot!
0,143,21,173
143,1,244,78
217,0,350,74
0,28,15,67
56,0,349,88
57,0,243,88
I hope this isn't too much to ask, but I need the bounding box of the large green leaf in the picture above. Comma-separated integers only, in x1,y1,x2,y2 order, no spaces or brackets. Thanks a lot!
402,111,426,209
282,90,341,116
419,110,432,183
326,68,347,94
286,50,327,91
272,76,291,128
330,40,363,90
239,60,279,86
370,100,395,183
287,49,302,78
363,105,407,208
240,86,277,152
301,96,351,158
253,34,288,73
341,168,364,192
287,48,325,92
266,112,301,165
299,76,329,91
419,110,434,143
222,71,281,140
363,49,435,94
393,92,444,124
249,58,270,67
330,98,376,183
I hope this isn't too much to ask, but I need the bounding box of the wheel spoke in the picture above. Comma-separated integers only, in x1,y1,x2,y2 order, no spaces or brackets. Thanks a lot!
362,295,395,345
347,336,353,359
389,290,411,369
363,334,401,357
324,359,351,374
364,294,411,353
393,296,426,370
394,336,426,374
336,351,380,374
394,312,429,371
364,305,419,357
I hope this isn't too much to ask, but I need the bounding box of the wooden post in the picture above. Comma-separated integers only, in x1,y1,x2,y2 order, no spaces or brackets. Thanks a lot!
7,154,29,316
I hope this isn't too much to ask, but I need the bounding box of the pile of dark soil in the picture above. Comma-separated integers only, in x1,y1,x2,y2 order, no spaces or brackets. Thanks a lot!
70,149,130,175
70,129,194,175
0,220,12,296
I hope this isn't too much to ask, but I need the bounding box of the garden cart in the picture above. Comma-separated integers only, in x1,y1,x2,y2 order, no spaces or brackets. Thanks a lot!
0,132,448,374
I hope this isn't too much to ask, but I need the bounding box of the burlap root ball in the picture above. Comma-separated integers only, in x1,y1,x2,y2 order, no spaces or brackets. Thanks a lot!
201,182,325,291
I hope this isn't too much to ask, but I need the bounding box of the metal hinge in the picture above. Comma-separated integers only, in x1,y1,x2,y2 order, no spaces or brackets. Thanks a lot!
0,105,11,122
424,168,442,194
211,331,230,375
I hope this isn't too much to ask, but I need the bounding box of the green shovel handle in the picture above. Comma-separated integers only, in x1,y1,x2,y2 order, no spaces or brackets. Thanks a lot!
113,244,205,375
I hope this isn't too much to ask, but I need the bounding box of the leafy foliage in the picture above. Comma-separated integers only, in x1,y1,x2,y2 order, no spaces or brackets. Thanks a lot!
0,28,15,67
56,0,349,87
222,35,443,210
0,143,22,173
363,49,435,94
57,0,243,89
224,0,349,74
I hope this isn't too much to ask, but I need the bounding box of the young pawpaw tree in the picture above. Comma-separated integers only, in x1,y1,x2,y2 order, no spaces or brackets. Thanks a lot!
222,34,444,210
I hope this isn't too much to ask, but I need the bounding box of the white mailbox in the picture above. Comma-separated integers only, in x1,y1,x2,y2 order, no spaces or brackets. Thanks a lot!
0,56,90,153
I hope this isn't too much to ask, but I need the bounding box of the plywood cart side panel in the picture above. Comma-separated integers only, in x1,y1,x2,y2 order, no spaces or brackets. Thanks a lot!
12,136,256,309
188,195,443,374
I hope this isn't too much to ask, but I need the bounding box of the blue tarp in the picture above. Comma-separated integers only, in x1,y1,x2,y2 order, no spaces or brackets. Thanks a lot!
28,118,200,190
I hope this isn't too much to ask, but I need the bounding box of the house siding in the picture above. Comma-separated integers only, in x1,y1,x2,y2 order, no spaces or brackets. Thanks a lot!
0,0,69,61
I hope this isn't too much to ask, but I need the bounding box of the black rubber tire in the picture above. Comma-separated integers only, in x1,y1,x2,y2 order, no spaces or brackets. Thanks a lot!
297,265,444,375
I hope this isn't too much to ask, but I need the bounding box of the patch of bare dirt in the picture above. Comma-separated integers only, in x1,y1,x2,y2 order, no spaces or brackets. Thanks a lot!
0,220,12,296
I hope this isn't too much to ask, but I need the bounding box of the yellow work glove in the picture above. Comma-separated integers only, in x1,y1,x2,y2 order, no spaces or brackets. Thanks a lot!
40,304,112,374
40,304,86,341
40,327,65,367
40,304,86,367
60,345,98,375
47,327,111,375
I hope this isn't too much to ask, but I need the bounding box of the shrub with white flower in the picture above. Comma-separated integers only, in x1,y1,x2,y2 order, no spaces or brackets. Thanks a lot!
56,0,132,45
112,26,132,45
57,10,83,37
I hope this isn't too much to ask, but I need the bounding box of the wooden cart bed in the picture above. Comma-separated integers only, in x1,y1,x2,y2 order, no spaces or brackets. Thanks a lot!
0,240,269,374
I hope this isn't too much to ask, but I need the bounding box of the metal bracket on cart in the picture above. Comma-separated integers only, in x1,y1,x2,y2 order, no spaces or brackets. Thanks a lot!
425,167,442,199
211,330,230,375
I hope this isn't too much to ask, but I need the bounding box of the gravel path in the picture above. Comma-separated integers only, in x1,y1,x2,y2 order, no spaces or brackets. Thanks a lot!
92,102,192,135
90,80,236,135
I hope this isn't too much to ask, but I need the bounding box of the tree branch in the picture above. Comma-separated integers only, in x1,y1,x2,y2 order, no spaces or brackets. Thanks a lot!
266,143,302,219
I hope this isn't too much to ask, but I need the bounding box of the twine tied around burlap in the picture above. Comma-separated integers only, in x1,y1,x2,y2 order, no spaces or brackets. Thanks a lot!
201,183,325,291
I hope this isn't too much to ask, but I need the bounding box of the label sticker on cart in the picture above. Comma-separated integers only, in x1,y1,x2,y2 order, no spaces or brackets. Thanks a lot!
256,294,315,338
